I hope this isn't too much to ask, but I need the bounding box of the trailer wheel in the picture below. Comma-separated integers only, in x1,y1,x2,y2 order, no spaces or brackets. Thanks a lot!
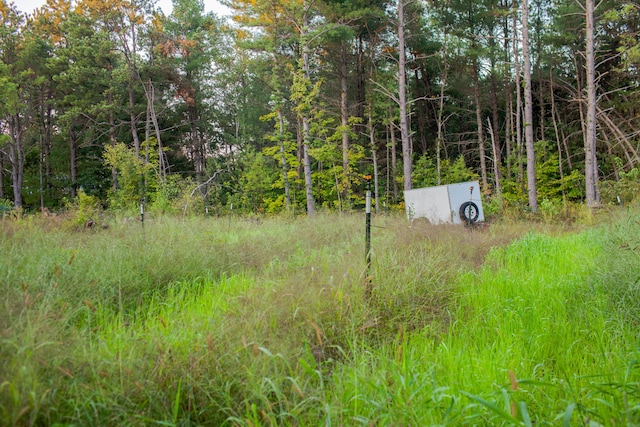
459,201,480,223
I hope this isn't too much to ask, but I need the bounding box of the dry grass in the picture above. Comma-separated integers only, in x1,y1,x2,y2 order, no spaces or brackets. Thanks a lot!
0,207,626,425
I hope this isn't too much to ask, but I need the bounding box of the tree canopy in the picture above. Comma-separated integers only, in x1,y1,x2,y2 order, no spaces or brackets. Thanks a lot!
1,0,639,215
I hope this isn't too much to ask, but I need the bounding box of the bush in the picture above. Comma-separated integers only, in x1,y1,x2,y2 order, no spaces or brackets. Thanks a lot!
599,166,640,205
68,190,101,228
0,199,13,217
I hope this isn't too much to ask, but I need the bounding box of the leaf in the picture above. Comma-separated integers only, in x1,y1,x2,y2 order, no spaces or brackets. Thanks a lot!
562,403,575,427
461,391,521,424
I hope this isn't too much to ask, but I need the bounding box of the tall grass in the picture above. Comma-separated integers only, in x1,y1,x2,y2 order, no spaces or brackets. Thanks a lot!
1,209,638,425
326,226,639,425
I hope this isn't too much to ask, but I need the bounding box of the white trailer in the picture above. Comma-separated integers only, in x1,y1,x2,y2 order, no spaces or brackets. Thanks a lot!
404,181,485,225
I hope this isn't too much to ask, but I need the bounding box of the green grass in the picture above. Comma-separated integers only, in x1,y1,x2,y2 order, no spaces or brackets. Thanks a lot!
1,209,639,425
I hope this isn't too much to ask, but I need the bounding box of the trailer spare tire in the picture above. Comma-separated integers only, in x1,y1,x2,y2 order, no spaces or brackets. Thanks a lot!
459,201,479,223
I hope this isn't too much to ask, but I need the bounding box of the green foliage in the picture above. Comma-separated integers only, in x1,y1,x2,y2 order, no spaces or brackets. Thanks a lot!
0,199,13,216
603,3,640,72
103,141,158,212
412,154,478,188
599,161,640,205
229,149,279,214
534,140,583,201
538,197,564,223
68,189,101,227
150,175,199,215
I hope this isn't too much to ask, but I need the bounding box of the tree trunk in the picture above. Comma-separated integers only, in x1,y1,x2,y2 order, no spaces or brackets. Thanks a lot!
436,32,449,186
398,0,412,191
340,42,350,205
147,78,166,182
301,1,315,216
108,90,119,191
505,81,513,180
356,34,366,122
473,57,489,191
503,6,513,180
368,105,380,213
598,105,640,166
70,126,78,199
585,0,599,207
39,135,44,210
8,115,24,208
278,109,291,210
602,130,619,181
189,105,204,183
128,80,141,157
487,117,501,196
39,95,53,208
549,68,566,202
490,66,503,182
513,13,524,192
415,67,428,154
522,0,538,212
389,108,399,202
488,22,503,184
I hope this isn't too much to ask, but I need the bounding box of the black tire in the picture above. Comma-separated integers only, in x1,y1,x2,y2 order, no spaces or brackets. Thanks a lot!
459,201,480,223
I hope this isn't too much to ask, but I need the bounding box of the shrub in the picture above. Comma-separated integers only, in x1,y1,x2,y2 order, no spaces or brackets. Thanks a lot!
68,189,101,227
599,165,640,205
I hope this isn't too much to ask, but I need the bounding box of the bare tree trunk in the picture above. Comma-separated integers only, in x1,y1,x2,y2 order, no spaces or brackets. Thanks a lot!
490,73,502,180
513,13,524,192
473,58,489,191
503,7,513,180
398,0,412,191
8,115,24,208
487,117,501,196
585,0,599,207
39,96,53,209
505,83,513,180
549,76,574,171
147,78,166,182
488,25,503,184
128,81,141,157
597,106,640,165
301,3,315,216
44,106,52,201
602,130,619,181
39,135,44,210
278,109,291,210
436,32,449,186
389,109,399,202
108,90,119,191
340,42,350,205
549,68,566,202
368,105,380,212
522,0,538,212
539,82,546,142
69,126,78,199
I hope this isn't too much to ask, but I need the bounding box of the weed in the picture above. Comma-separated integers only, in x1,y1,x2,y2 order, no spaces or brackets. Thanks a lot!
0,209,638,425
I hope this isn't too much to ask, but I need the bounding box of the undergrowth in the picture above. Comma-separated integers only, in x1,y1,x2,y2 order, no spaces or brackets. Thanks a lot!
1,208,638,425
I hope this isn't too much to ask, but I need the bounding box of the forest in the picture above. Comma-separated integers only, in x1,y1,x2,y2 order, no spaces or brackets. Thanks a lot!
0,0,639,216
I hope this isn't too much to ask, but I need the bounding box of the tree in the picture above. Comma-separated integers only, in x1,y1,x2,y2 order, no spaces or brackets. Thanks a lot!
0,2,28,207
397,0,412,191
161,0,226,183
521,0,538,212
53,11,117,198
584,0,599,207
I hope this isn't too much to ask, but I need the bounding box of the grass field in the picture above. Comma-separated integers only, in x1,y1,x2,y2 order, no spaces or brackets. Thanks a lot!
1,209,639,425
